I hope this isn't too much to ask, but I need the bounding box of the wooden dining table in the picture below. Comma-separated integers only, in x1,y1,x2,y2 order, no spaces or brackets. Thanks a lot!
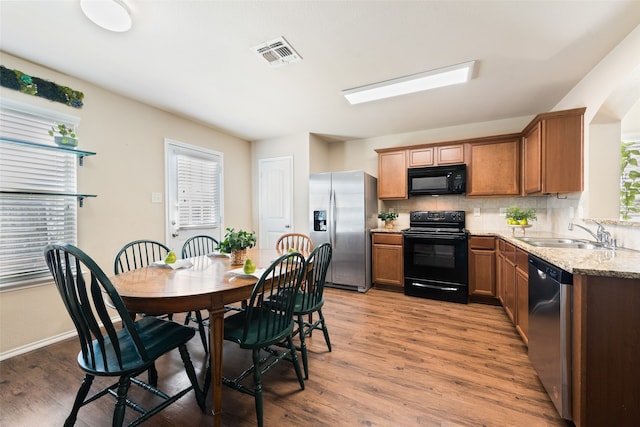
110,247,281,426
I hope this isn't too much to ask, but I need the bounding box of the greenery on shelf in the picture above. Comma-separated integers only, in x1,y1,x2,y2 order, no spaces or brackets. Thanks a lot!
48,123,77,139
378,211,399,222
217,228,257,252
620,141,640,220
505,206,537,225
0,65,84,108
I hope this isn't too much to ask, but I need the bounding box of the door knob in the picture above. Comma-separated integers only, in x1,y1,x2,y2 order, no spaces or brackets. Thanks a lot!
285,224,290,228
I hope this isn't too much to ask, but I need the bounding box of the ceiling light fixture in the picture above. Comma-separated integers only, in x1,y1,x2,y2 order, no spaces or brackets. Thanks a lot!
80,0,132,33
342,61,476,105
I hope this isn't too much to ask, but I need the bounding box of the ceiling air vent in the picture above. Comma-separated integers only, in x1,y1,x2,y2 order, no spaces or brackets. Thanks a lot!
252,36,302,68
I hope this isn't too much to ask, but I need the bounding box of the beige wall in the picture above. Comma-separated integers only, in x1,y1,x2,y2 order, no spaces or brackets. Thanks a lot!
251,133,310,239
554,24,640,220
0,53,251,357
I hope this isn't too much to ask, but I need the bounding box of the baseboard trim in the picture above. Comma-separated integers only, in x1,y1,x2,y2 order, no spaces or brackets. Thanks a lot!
0,315,121,361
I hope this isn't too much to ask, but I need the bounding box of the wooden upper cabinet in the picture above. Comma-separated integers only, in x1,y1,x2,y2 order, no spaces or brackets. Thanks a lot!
408,147,434,166
377,150,408,199
522,107,585,195
522,122,542,194
436,144,464,165
466,137,520,196
409,144,464,167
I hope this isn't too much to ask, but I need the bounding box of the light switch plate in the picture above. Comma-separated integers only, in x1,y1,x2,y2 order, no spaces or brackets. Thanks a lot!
151,192,163,203
473,207,480,217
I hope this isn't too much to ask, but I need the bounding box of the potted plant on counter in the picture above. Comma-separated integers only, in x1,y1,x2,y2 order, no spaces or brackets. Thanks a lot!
217,227,257,265
378,211,399,229
506,207,537,235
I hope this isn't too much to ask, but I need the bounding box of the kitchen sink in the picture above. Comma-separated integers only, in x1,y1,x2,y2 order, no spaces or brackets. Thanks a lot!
515,236,606,250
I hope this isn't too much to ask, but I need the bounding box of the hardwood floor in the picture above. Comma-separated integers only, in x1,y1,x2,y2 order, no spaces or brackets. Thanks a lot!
0,288,569,426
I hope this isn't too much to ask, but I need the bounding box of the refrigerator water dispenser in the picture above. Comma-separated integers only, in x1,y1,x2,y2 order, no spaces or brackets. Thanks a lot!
313,210,327,231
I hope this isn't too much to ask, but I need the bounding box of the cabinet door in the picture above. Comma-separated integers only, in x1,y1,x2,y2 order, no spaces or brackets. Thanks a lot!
372,233,404,290
544,114,584,193
504,256,516,323
522,122,542,195
408,147,434,167
436,144,464,165
378,151,408,199
467,139,520,196
469,247,496,297
515,266,528,345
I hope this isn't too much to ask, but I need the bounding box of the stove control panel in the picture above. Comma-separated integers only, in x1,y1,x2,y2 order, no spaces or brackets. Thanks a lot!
410,210,465,224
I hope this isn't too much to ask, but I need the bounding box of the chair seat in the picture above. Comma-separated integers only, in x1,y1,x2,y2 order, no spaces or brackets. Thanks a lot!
80,316,196,376
293,294,324,316
224,309,295,349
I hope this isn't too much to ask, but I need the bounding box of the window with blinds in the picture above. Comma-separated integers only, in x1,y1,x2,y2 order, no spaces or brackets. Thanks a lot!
176,153,220,228
0,101,79,289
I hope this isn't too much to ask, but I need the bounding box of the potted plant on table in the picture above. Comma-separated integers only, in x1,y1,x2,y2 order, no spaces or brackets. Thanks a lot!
378,211,399,229
217,228,257,265
48,123,78,147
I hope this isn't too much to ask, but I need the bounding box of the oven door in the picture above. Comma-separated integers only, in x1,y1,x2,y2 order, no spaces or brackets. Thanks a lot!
403,232,468,303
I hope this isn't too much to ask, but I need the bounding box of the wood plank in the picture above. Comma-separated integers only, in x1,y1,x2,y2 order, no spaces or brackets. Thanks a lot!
0,288,565,426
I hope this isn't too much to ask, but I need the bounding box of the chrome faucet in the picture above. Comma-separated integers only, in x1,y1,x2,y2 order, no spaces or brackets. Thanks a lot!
568,221,614,248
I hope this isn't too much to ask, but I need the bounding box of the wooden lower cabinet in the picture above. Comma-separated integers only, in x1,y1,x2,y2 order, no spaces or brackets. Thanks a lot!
515,248,528,345
468,236,498,304
572,275,640,427
496,239,528,344
372,232,404,291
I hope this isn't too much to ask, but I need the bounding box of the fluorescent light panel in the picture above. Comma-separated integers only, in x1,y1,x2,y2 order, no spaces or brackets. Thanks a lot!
342,61,476,105
81,0,132,32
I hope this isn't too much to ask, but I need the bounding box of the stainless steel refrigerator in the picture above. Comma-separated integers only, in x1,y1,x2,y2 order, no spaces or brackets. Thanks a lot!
309,170,378,292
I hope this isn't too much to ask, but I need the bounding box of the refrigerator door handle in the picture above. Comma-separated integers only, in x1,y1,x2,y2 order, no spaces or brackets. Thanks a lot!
330,189,337,245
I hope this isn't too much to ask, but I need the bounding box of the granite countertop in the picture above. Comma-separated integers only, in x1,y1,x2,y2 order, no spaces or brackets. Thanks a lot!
371,227,640,279
371,228,404,233
472,230,640,280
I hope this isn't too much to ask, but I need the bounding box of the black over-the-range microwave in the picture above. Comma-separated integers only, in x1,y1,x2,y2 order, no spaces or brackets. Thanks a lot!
407,163,466,196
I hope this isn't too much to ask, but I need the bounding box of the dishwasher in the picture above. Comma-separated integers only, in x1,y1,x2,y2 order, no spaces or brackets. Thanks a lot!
528,255,573,421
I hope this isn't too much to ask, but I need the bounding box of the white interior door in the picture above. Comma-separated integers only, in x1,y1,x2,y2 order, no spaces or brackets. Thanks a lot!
165,139,223,256
258,156,293,249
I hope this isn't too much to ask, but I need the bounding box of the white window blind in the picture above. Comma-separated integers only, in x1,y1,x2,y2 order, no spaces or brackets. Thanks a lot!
0,102,79,288
176,153,220,228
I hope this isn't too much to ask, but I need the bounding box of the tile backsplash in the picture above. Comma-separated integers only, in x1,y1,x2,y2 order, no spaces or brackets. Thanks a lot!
379,194,640,251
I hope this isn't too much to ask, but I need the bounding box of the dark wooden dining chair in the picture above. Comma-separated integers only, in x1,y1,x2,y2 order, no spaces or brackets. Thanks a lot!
214,251,307,427
292,242,333,379
113,239,173,384
44,243,205,427
275,232,314,255
181,234,219,258
114,239,171,274
180,235,220,352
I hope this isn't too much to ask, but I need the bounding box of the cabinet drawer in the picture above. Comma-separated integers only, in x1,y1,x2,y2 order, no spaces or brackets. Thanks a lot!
372,233,403,245
469,236,495,250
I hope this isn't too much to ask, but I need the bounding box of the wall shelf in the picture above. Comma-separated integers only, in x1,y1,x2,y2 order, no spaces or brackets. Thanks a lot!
0,190,97,207
1,137,96,165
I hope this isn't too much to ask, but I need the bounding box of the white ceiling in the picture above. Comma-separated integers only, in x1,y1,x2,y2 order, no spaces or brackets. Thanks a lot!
1,1,639,142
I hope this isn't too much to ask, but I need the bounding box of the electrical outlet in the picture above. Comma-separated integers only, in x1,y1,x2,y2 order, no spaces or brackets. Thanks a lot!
499,207,507,217
151,192,163,203
473,207,480,217
569,207,575,219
